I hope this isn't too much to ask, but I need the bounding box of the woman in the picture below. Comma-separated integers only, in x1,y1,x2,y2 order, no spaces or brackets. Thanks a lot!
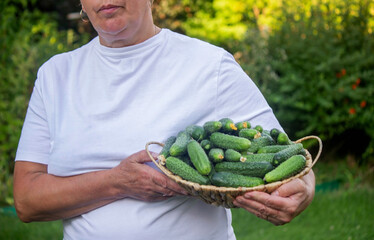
13,0,315,239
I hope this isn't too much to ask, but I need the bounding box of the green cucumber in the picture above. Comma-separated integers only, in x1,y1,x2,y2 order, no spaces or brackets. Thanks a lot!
264,155,306,183
165,157,210,185
247,135,275,153
211,172,264,188
179,155,194,167
254,125,263,133
210,132,251,152
242,153,276,163
169,131,191,156
277,132,292,145
187,140,212,175
257,145,290,154
158,136,176,162
270,128,281,140
219,118,237,133
203,121,222,135
224,149,243,162
272,143,304,165
238,128,259,140
235,121,250,132
186,125,206,142
215,161,274,178
200,139,212,151
209,148,225,163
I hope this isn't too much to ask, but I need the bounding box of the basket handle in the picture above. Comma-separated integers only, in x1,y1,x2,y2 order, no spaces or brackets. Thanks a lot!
145,141,165,168
295,135,322,168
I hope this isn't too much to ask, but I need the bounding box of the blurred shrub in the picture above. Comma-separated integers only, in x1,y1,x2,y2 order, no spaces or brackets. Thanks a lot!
0,1,89,205
235,0,374,162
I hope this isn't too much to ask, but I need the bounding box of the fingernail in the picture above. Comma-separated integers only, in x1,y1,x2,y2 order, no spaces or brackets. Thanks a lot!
151,152,159,158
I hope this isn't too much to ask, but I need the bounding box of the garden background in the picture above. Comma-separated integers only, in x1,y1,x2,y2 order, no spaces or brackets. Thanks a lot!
1,0,373,239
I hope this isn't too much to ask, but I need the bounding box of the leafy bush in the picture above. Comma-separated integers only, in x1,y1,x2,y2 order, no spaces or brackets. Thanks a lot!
0,1,89,206
235,0,374,161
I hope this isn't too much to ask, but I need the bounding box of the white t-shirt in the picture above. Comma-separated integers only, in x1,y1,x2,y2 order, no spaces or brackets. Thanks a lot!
16,29,282,240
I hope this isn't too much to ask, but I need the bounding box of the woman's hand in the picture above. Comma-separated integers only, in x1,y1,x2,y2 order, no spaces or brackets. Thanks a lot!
233,170,315,225
111,150,189,202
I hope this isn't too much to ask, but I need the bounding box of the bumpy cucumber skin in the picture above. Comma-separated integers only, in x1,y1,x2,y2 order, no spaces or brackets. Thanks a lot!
273,143,304,165
238,129,259,140
257,145,289,154
166,157,210,185
247,135,275,153
242,153,276,163
187,140,212,175
215,161,274,178
209,148,225,163
169,131,191,157
186,125,206,141
264,155,306,183
159,136,176,160
224,149,242,162
210,132,251,152
211,172,264,188
203,121,222,135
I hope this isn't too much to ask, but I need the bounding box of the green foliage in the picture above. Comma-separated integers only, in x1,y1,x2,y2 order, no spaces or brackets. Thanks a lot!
236,0,374,161
0,2,89,206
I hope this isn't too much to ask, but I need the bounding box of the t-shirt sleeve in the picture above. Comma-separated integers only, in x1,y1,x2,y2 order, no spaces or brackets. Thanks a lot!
15,71,51,164
216,50,283,131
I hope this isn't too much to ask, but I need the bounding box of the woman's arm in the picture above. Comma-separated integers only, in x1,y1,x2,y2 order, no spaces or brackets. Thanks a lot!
233,170,315,225
13,150,188,222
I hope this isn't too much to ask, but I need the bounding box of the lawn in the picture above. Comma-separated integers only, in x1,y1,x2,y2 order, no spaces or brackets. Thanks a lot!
1,160,373,240
231,187,374,240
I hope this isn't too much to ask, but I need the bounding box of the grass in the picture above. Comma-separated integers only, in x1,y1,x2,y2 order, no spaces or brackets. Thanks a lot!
1,160,373,240
0,216,62,240
231,187,374,240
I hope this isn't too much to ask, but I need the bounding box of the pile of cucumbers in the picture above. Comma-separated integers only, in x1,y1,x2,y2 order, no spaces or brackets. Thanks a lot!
158,118,308,188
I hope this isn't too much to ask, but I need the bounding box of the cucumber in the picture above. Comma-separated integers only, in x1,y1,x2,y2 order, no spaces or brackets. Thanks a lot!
242,153,276,163
209,148,225,163
203,121,222,135
158,136,176,162
235,121,250,132
215,161,274,178
186,125,206,142
254,125,263,133
257,145,290,154
277,132,292,145
165,157,210,185
224,149,243,162
200,139,212,151
247,135,275,153
270,128,281,140
179,155,194,167
169,131,191,156
272,143,304,165
264,155,306,183
211,172,264,188
219,118,237,133
210,132,251,152
187,140,212,175
238,129,259,140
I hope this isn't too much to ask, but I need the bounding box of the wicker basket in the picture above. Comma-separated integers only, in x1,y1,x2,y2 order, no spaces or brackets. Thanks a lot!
145,135,322,208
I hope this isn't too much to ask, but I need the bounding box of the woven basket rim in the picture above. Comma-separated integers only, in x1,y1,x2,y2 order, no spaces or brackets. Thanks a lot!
145,135,322,194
